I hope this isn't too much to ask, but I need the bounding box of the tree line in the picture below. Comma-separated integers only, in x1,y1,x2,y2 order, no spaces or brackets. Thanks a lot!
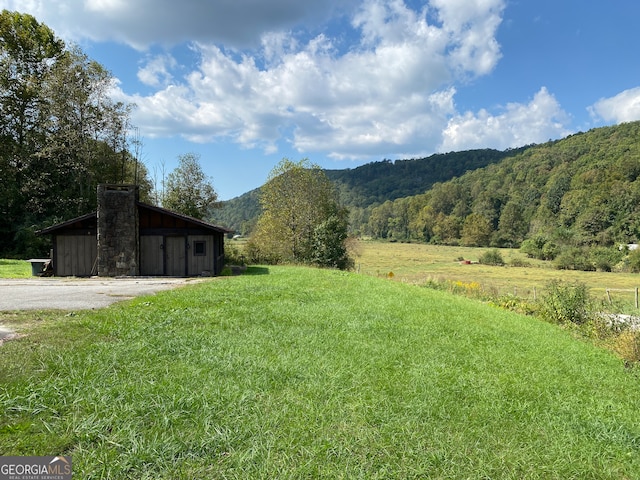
216,148,523,233
0,10,149,257
0,11,219,258
359,122,640,271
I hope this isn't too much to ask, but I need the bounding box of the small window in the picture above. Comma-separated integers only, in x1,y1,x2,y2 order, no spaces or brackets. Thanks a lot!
193,240,206,256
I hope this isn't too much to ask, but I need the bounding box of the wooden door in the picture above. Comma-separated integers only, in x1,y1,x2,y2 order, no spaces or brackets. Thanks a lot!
165,236,187,276
140,236,164,275
56,235,97,276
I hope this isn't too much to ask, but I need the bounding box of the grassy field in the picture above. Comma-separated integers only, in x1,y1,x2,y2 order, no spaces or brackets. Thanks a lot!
2,266,640,478
0,259,32,278
354,241,640,310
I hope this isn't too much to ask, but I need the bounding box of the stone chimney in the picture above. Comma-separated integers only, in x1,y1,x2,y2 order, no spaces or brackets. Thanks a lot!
97,184,140,276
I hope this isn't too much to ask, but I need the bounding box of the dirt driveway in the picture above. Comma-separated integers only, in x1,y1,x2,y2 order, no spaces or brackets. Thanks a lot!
0,277,205,311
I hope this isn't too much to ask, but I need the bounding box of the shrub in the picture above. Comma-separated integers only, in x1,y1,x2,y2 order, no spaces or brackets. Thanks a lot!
312,214,354,270
224,243,245,265
479,249,505,266
520,236,558,260
541,241,560,261
629,248,640,273
590,247,624,272
243,238,282,265
553,246,595,271
509,257,531,268
539,280,593,325
520,236,545,259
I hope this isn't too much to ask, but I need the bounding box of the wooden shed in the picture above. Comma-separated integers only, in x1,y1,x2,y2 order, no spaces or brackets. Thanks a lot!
38,184,232,277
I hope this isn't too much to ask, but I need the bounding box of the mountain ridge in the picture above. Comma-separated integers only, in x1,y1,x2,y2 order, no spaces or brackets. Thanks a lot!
214,147,527,233
214,121,640,257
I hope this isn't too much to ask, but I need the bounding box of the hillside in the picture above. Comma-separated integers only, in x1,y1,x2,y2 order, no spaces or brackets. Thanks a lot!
215,121,640,252
364,121,640,256
2,266,640,477
213,148,522,233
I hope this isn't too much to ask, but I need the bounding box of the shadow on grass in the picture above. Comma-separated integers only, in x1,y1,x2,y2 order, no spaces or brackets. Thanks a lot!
244,266,270,276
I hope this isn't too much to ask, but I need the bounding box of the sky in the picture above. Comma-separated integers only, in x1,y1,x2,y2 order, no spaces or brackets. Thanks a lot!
3,0,640,200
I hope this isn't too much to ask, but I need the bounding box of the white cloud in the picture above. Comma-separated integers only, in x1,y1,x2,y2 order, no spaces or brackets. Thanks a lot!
114,0,505,159
431,0,505,76
0,0,360,49
589,87,640,123
137,54,177,87
439,87,572,152
5,0,525,159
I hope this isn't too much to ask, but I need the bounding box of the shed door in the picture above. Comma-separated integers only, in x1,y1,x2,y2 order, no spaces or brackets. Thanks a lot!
166,236,186,276
140,236,164,276
56,235,97,276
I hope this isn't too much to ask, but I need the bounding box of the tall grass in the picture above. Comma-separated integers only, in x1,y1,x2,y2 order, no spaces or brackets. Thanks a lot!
2,266,640,478
355,241,640,311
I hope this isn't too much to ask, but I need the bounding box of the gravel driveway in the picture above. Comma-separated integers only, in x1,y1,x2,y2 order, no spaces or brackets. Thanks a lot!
0,277,204,311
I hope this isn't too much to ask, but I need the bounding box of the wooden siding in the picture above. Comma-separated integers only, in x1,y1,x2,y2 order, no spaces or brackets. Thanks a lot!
188,235,214,275
140,235,164,276
56,235,97,276
166,236,186,276
139,207,191,230
42,201,228,277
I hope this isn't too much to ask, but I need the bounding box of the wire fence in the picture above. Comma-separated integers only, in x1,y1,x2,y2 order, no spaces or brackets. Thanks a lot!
605,287,639,308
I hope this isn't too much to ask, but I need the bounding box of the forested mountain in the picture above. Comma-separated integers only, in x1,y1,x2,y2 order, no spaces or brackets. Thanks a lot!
214,148,522,233
217,121,640,271
324,149,525,208
215,188,262,236
363,121,640,266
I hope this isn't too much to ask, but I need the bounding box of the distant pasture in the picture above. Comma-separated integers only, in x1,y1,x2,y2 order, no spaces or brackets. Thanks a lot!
354,241,640,309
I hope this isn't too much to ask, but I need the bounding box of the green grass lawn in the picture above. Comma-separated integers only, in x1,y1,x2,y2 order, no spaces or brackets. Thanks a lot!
2,266,640,478
0,259,32,278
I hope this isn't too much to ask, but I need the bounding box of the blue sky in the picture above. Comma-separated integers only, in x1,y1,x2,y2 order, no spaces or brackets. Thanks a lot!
3,0,640,200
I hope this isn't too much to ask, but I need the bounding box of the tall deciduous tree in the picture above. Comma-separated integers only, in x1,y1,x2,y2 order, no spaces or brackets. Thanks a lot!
163,153,218,219
0,10,64,253
461,213,492,247
250,158,352,269
0,10,149,256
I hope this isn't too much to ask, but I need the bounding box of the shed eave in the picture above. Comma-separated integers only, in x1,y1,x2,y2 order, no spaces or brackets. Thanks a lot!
36,212,97,235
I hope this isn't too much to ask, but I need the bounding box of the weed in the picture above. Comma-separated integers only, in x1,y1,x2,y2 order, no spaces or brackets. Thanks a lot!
490,294,539,316
609,330,640,364
539,280,593,325
448,279,482,297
